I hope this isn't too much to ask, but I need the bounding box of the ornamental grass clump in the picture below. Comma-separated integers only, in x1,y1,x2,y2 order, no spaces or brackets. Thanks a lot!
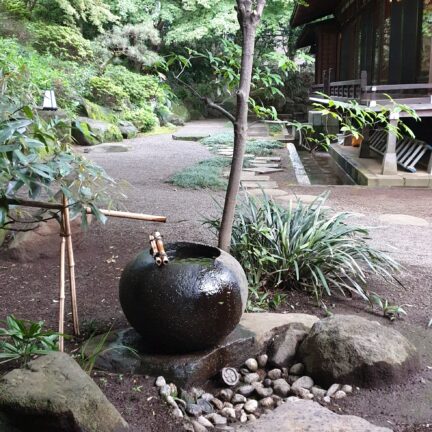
206,192,400,304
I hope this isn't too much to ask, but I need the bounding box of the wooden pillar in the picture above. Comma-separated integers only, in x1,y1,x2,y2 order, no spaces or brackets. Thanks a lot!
359,126,372,158
429,36,432,86
382,112,399,175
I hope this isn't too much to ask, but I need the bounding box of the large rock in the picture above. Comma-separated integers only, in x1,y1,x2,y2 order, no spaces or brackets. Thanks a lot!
72,117,122,146
118,120,138,139
84,313,318,388
4,217,89,262
237,399,391,432
268,324,309,368
0,352,128,432
299,315,419,387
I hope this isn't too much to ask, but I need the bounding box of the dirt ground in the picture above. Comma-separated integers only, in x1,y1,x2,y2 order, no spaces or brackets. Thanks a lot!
1,120,431,431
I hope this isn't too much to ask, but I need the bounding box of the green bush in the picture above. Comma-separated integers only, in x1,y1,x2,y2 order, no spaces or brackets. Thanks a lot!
169,157,230,190
123,107,158,132
0,37,96,113
104,65,163,107
205,193,400,305
0,0,30,19
88,76,129,108
31,24,94,62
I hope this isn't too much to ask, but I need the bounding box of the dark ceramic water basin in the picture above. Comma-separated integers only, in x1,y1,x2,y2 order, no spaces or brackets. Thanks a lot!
119,242,248,353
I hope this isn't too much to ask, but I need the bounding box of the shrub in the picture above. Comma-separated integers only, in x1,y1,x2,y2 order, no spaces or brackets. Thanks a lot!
0,315,60,366
205,192,400,304
0,37,96,113
30,24,94,62
169,157,231,190
104,65,163,107
88,76,129,108
123,106,158,132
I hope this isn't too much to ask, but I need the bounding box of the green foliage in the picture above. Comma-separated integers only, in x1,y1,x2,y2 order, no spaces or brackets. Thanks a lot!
205,192,400,305
0,67,119,229
104,65,163,106
367,293,408,321
0,0,31,19
123,106,158,132
88,76,129,108
99,22,161,70
0,315,60,366
0,37,96,114
201,132,283,156
30,23,94,62
169,157,230,190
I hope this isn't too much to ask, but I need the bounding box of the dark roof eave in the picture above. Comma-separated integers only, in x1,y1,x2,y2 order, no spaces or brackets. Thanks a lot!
291,0,339,28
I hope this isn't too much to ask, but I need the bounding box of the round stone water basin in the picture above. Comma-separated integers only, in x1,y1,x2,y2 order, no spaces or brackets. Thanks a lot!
119,242,248,353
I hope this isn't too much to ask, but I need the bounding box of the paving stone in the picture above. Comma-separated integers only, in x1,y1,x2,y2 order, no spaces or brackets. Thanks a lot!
241,181,279,189
278,194,319,204
246,189,288,198
378,214,429,227
243,167,284,174
250,163,281,169
254,157,281,162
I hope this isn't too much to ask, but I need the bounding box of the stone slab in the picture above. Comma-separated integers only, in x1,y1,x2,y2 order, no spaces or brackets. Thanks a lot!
243,167,284,174
246,189,288,198
223,171,260,180
172,134,210,141
250,163,281,168
241,181,279,189
378,213,429,227
238,400,391,432
85,313,318,388
83,144,132,153
254,157,281,162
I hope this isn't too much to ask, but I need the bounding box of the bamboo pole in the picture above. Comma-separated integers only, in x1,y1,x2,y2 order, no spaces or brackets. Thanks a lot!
6,198,167,223
58,211,66,352
62,195,80,336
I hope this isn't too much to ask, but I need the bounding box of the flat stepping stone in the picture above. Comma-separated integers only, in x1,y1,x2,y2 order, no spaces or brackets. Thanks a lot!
378,214,429,226
241,181,279,189
246,189,288,198
244,167,284,174
172,134,210,141
84,144,131,153
254,157,281,162
223,172,262,180
250,163,281,168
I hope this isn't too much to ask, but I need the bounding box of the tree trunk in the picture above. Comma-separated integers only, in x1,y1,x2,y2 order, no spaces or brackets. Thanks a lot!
218,0,266,251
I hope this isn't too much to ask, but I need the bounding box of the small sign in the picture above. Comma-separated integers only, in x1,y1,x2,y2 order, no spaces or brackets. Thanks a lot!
221,367,240,386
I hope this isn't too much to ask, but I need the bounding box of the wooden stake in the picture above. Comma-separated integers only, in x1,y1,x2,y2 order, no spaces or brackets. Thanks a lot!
58,211,66,352
62,195,80,336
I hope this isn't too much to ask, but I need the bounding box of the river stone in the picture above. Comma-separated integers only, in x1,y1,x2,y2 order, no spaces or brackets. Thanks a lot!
292,376,314,391
236,400,392,432
245,358,259,372
232,394,247,404
244,399,258,413
0,352,128,432
299,315,419,387
118,120,138,139
255,387,273,398
238,385,255,397
244,373,260,384
268,324,309,368
272,379,290,397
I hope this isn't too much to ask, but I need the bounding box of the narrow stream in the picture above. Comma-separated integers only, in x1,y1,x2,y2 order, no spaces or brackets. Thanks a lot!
297,150,346,185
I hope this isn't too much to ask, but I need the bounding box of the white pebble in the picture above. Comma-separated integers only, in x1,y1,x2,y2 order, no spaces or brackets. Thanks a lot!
245,358,259,372
334,390,347,399
155,376,166,387
341,384,353,394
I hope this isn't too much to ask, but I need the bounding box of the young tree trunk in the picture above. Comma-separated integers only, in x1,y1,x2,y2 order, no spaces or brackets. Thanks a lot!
218,0,266,251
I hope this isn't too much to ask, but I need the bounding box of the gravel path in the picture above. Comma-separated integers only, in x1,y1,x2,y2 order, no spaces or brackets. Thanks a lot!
84,119,229,245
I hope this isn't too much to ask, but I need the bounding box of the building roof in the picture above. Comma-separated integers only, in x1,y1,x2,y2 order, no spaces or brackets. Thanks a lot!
291,0,339,27
296,18,338,49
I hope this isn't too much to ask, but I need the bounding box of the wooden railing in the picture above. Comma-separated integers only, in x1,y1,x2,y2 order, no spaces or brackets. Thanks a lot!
310,70,432,105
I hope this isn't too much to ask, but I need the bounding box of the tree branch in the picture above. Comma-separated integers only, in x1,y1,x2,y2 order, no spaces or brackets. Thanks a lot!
173,75,236,124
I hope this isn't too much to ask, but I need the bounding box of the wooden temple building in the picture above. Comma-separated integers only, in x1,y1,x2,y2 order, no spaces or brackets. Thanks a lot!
291,0,432,186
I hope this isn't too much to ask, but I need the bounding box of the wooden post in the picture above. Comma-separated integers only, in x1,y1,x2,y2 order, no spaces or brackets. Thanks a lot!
429,37,432,86
62,195,79,336
58,211,66,352
360,70,367,102
382,112,399,175
359,126,372,158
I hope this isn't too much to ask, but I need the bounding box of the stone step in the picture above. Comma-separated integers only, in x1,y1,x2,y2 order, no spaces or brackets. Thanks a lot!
243,167,284,174
241,181,279,189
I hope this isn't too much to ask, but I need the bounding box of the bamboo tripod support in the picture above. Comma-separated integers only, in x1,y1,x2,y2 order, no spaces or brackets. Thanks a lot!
5,197,167,352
